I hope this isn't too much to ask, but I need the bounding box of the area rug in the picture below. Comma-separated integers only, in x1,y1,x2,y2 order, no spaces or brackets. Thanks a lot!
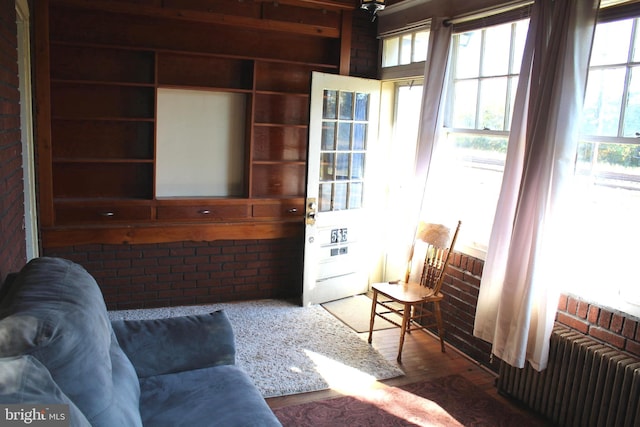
322,294,402,333
108,299,404,398
273,374,549,427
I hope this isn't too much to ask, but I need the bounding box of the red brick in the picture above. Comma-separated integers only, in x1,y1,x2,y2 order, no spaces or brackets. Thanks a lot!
589,326,626,350
598,310,613,328
622,318,637,339
625,340,640,358
557,312,589,334
557,294,568,311
567,297,579,315
576,301,589,319
587,306,600,324
610,313,625,334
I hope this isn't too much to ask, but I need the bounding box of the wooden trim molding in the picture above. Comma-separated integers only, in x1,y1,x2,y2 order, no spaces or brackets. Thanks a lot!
53,0,343,38
41,221,304,247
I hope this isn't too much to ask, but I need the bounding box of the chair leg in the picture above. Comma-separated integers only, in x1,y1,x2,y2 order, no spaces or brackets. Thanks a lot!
397,302,411,363
434,301,445,353
367,289,378,344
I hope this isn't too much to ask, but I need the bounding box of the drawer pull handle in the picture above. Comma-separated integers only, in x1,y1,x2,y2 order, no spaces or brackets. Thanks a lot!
288,208,298,213
100,212,115,217
199,210,211,215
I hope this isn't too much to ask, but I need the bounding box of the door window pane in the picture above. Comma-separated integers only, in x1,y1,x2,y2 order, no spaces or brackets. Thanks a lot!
336,153,349,180
349,182,364,209
334,183,348,210
355,93,369,121
337,123,352,150
323,90,337,119
320,153,334,180
353,123,367,150
339,92,353,120
322,122,336,150
352,153,365,179
318,89,370,211
319,183,332,212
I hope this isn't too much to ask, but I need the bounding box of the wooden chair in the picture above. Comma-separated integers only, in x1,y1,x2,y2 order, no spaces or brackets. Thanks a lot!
368,220,461,362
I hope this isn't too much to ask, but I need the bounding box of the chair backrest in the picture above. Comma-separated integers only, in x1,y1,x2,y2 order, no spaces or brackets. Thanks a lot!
404,221,461,294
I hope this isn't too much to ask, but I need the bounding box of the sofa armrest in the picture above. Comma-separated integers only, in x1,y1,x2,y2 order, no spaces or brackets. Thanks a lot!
111,310,235,379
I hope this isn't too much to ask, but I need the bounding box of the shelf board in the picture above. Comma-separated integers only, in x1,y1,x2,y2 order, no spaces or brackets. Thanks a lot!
51,78,155,87
253,122,308,129
254,90,310,97
158,84,252,94
252,160,306,165
52,116,155,122
53,158,154,164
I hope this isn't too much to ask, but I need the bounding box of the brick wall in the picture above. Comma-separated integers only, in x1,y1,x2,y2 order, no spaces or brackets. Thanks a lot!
0,0,27,283
350,9,379,79
43,238,303,310
439,252,640,372
557,294,640,358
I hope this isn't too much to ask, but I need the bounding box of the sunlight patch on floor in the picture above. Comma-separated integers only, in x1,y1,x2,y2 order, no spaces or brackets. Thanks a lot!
306,349,463,427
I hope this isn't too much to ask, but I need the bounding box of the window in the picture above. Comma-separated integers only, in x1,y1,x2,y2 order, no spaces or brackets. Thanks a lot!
382,29,430,67
565,16,640,315
380,28,430,81
441,19,529,255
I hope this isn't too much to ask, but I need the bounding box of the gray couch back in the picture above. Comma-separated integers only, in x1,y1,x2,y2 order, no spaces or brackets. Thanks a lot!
0,257,143,426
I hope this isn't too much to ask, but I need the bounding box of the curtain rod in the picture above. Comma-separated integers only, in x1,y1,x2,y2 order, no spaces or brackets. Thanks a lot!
443,0,534,26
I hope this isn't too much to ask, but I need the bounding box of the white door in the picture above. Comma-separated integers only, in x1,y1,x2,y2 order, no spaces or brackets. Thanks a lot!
302,72,382,306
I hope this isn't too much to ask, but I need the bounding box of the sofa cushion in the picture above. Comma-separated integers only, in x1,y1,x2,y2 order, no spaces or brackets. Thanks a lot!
0,257,142,427
112,310,236,378
0,355,91,427
139,365,282,427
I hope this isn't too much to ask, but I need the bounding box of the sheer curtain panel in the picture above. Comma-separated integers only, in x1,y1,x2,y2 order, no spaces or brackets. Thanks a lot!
473,0,600,371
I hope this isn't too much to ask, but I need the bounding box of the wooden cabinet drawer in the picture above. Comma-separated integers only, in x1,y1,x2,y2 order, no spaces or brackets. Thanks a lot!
55,205,151,224
156,205,249,221
252,201,304,218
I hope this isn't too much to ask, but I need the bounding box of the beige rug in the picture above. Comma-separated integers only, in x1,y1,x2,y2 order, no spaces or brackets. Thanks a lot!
109,299,404,398
322,294,403,333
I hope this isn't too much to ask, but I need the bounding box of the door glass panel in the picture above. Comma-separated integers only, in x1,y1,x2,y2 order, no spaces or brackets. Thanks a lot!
336,153,349,180
323,90,337,119
318,90,369,211
320,153,334,180
322,122,336,150
352,153,365,179
334,183,348,210
337,123,352,150
355,93,369,121
339,92,354,120
349,182,364,209
319,183,332,211
353,123,366,150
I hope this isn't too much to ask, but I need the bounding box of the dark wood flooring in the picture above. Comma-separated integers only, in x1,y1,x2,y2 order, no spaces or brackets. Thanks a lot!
266,325,548,424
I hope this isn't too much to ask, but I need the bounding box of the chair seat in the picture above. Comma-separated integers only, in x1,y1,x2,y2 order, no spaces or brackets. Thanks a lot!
371,281,443,304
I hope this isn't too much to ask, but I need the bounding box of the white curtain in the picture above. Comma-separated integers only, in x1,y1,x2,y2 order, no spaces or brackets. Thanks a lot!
414,18,452,183
412,18,453,229
473,0,600,370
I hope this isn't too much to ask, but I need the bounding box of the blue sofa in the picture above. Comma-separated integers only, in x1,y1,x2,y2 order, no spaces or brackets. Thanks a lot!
0,257,282,427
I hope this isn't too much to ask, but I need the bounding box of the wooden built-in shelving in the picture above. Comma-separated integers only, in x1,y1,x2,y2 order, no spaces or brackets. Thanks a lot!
36,0,352,247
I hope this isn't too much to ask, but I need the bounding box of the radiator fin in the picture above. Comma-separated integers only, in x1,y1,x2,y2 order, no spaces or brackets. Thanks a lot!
497,325,640,427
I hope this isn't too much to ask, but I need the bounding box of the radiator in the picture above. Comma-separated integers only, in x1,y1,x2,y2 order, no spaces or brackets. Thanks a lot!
496,325,640,427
